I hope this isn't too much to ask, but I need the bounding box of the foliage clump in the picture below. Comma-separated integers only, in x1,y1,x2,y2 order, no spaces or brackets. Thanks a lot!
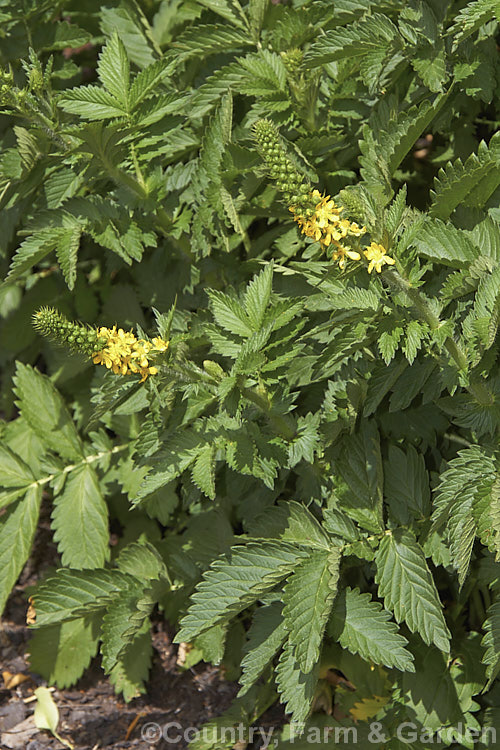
1,0,500,742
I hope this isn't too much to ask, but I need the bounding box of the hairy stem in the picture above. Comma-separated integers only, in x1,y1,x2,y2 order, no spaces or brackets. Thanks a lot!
384,268,493,404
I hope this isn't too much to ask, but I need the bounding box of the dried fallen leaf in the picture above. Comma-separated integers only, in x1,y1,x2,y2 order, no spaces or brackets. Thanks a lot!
26,597,36,625
2,671,30,690
176,641,192,667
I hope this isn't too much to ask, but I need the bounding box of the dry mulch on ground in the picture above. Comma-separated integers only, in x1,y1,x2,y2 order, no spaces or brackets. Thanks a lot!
0,518,275,750
1,585,240,750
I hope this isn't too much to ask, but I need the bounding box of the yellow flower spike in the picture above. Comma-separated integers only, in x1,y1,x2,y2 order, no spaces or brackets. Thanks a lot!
363,242,396,274
290,189,365,270
91,326,168,381
33,308,168,383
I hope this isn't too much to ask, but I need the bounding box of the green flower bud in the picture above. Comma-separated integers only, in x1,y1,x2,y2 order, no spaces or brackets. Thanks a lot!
281,49,304,77
203,360,225,380
33,307,101,356
252,119,310,206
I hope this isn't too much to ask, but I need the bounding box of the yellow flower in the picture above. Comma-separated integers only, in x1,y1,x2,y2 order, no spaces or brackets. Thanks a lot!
311,190,342,228
346,221,365,237
298,216,323,241
91,326,168,381
290,190,368,269
152,337,169,352
363,242,396,274
331,242,361,270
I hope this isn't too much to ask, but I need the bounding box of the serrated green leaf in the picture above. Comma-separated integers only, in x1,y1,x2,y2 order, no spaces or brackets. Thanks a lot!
432,447,496,531
196,91,233,189
389,360,435,412
385,185,408,236
28,616,99,688
432,447,496,584
207,289,253,337
283,548,341,673
58,85,127,119
101,585,154,673
323,508,360,543
490,477,500,561
32,568,137,626
288,412,320,467
244,262,274,331
116,541,168,581
329,586,415,672
194,622,227,665
129,57,175,109
39,20,92,51
7,225,79,283
375,529,451,651
109,620,152,701
44,168,85,209
0,486,42,614
328,287,380,311
174,23,252,59
412,219,478,267
97,32,130,108
378,326,403,364
101,6,156,69
334,420,384,533
0,444,36,488
275,637,319,724
363,359,407,417
136,432,205,500
453,513,477,589
14,363,84,461
191,442,217,499
359,96,448,197
249,0,268,38
402,320,425,365
400,642,463,730
54,224,82,290
482,600,500,687
238,601,287,696
248,500,330,549
430,136,500,220
384,445,430,525
305,13,399,67
473,264,500,349
189,61,245,118
448,0,500,49
51,464,109,569
175,541,307,642
410,41,447,92
196,0,249,29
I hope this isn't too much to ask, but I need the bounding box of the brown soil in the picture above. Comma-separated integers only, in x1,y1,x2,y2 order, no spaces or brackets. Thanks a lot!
1,591,241,750
0,522,284,749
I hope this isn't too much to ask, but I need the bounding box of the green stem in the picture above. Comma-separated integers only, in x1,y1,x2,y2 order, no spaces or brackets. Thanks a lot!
32,444,129,490
443,432,474,448
154,208,196,262
241,384,296,441
443,337,468,372
384,268,484,388
384,268,440,329
383,268,494,403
